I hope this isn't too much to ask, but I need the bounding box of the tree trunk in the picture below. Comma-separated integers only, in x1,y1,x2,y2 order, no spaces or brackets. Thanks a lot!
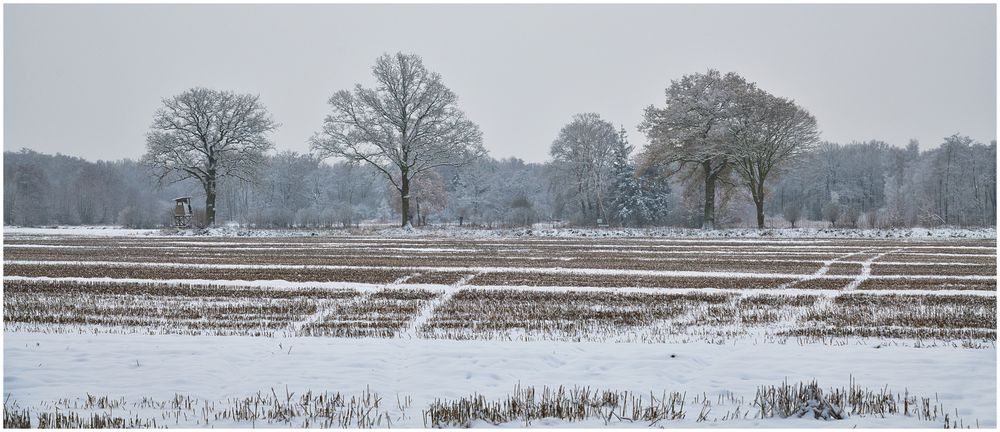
702,161,717,230
755,197,765,229
415,195,422,226
205,176,217,227
753,182,766,229
400,174,411,227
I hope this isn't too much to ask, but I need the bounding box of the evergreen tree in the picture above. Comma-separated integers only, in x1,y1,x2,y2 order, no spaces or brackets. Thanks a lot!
610,126,672,226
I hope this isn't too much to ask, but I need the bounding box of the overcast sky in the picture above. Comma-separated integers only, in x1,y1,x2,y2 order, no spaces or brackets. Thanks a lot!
4,4,996,163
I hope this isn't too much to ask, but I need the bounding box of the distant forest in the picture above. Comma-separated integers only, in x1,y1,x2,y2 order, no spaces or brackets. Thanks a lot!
4,134,995,229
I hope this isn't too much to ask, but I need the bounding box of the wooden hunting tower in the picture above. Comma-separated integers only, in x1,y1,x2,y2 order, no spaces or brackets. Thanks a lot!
174,197,193,228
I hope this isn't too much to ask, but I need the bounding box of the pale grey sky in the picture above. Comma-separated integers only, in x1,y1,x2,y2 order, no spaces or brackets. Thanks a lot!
4,4,996,163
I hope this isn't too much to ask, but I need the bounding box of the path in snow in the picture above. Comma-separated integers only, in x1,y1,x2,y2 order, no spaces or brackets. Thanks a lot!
844,248,905,291
777,249,872,291
291,272,424,334
402,272,481,339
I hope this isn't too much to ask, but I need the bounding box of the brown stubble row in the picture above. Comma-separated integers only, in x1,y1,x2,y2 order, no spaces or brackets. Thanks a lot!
4,263,412,284
6,247,850,274
6,235,992,278
4,280,437,338
299,289,439,338
419,289,995,344
3,236,995,345
5,278,995,344
466,273,799,289
5,261,995,291
786,293,996,341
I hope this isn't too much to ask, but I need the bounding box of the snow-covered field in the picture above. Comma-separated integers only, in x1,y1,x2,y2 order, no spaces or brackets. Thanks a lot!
4,332,995,428
4,224,996,240
3,229,996,428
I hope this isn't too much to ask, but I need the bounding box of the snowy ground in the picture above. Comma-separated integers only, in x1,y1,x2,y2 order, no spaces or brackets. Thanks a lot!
376,226,998,240
3,226,162,237
3,332,995,428
4,224,996,239
2,231,996,428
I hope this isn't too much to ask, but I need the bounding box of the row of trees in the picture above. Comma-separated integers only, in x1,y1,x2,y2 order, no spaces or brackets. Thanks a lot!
768,137,996,228
143,53,484,228
4,54,994,229
7,131,994,230
4,150,171,227
637,70,820,229
4,134,994,229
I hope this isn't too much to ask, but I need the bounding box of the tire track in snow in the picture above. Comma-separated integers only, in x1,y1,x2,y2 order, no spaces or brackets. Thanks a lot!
292,272,423,335
844,248,904,291
777,249,873,291
402,272,480,339
777,249,872,333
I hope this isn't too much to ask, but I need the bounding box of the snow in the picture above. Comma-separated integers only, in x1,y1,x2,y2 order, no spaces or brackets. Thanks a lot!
3,226,160,237
376,226,998,240
3,332,994,428
3,230,995,428
5,225,996,240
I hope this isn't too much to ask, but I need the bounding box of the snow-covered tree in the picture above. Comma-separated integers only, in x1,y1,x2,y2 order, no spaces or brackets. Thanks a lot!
610,126,671,226
311,52,486,228
142,87,279,226
550,113,622,224
640,70,751,229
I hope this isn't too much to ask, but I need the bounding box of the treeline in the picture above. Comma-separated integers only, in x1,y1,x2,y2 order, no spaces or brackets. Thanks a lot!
4,150,166,228
4,56,995,230
770,136,996,228
4,134,995,229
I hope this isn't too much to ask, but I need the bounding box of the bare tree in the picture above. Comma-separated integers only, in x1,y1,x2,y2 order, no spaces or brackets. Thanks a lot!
142,87,278,226
640,70,749,229
823,202,841,227
783,203,802,228
550,113,620,224
727,88,820,229
311,53,485,228
841,206,862,228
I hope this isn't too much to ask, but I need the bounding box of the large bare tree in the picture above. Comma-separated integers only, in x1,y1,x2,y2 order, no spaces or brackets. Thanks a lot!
550,113,621,223
142,87,278,226
727,89,820,229
311,53,485,228
639,70,750,229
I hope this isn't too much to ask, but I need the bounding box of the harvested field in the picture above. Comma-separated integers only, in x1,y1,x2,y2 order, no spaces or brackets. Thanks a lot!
3,231,997,429
467,272,798,289
3,234,996,344
871,263,997,276
299,289,439,338
419,290,826,343
787,277,854,290
4,279,358,336
857,278,997,291
3,263,413,284
407,271,478,285
783,293,996,341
